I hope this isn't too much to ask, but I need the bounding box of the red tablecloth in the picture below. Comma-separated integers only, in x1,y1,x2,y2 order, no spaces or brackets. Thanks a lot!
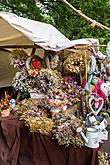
0,115,99,165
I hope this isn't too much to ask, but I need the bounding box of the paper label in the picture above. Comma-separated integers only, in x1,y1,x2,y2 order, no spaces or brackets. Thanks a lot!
30,93,45,99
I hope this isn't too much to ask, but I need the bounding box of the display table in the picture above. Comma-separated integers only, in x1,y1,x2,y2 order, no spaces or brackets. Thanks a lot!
0,115,99,165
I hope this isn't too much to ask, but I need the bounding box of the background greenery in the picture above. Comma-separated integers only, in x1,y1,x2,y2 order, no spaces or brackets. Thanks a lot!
1,0,110,50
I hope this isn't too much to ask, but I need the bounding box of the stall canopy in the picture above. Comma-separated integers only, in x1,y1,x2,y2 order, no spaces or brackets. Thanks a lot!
0,12,99,87
0,12,99,51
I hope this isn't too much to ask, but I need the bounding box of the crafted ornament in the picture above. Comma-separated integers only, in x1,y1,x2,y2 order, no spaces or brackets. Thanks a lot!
26,56,40,77
63,53,85,73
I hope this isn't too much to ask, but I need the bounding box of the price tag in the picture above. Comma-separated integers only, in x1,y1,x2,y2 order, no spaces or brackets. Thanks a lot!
30,93,45,99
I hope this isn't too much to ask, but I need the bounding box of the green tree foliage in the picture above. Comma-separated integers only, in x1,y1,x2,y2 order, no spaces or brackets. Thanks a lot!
43,0,110,46
0,0,43,21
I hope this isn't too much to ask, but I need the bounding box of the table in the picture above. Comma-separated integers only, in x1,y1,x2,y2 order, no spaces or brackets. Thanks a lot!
0,115,99,165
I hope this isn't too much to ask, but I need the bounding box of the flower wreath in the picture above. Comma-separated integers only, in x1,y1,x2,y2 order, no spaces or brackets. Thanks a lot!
63,53,85,73
9,49,28,69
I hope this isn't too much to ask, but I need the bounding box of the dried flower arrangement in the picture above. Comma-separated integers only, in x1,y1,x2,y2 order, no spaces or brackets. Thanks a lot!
9,49,28,70
15,98,53,134
62,76,85,105
98,151,108,165
20,110,53,134
52,113,84,147
33,69,62,94
63,52,85,74
12,72,35,92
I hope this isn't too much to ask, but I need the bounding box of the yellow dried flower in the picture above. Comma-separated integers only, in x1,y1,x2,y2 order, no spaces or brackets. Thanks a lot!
63,52,85,73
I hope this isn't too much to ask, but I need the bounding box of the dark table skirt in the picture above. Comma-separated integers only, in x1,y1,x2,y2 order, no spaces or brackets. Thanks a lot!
0,115,99,165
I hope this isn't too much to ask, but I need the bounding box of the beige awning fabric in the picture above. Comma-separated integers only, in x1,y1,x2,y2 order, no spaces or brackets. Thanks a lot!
0,12,99,51
0,50,18,87
0,12,100,87
0,17,33,46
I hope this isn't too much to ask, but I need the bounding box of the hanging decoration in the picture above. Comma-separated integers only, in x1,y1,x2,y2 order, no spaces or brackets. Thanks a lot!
12,72,35,92
26,56,41,77
33,69,62,94
9,49,28,71
50,54,60,69
89,94,104,115
63,52,85,73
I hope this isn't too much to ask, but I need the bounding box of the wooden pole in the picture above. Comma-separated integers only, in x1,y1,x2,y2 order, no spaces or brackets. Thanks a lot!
16,91,21,103
44,51,51,69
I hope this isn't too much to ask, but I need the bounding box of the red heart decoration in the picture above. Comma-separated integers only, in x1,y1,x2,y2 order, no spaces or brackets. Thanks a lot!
32,60,40,69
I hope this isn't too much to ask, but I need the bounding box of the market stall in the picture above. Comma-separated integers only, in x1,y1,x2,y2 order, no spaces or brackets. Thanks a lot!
0,12,110,165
